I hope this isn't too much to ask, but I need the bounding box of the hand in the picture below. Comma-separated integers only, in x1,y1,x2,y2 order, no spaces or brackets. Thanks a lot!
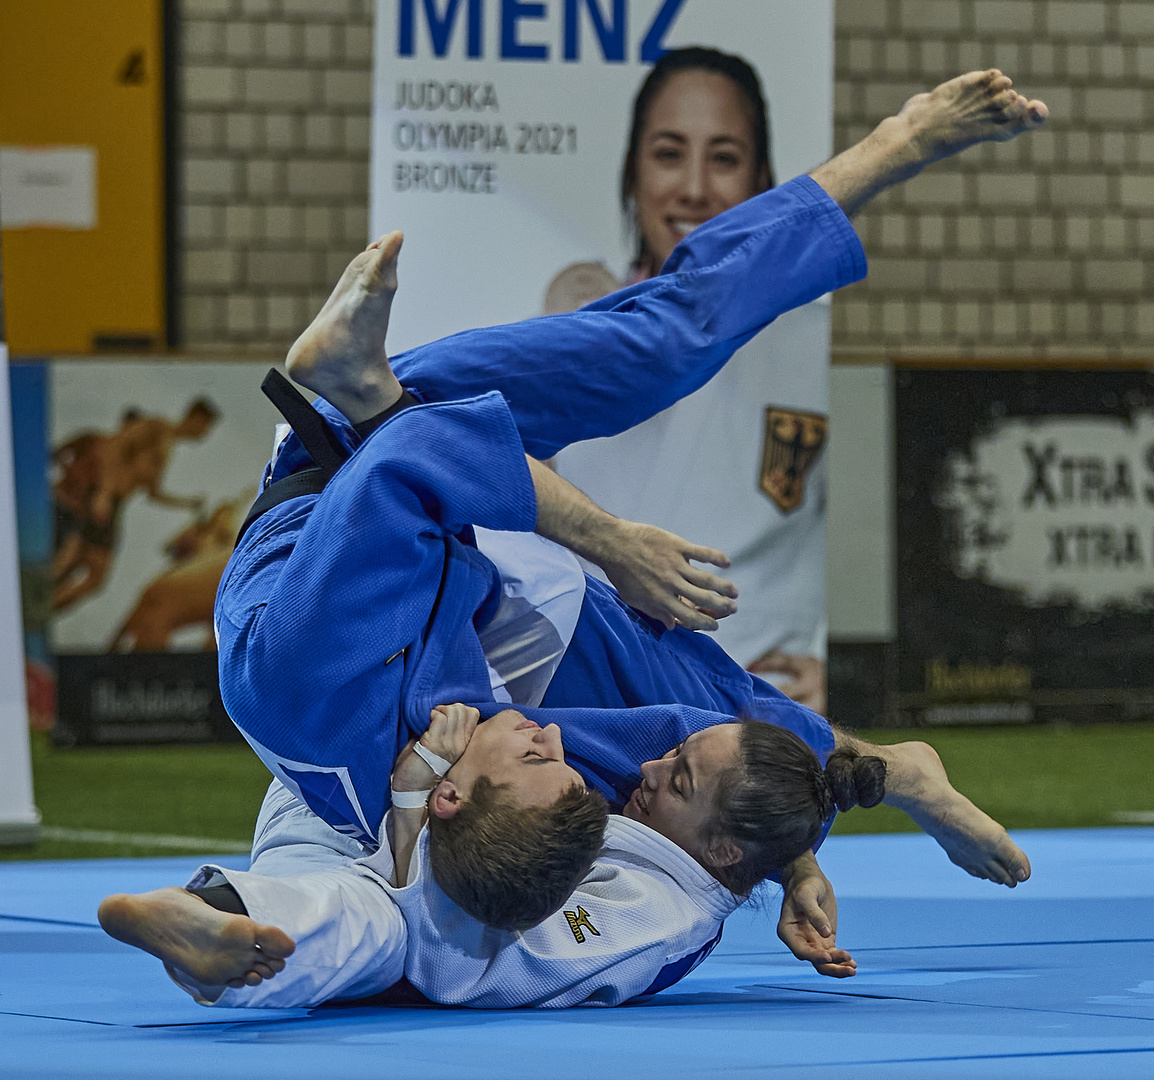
598,520,738,632
391,703,479,793
748,651,827,714
422,703,479,765
777,856,856,979
526,457,735,630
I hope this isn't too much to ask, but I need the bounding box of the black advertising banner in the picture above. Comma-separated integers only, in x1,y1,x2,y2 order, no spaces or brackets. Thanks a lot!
54,652,237,746
895,368,1154,726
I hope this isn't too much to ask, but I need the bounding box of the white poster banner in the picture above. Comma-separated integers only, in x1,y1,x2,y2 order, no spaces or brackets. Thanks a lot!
0,340,40,843
371,0,833,350
371,0,835,671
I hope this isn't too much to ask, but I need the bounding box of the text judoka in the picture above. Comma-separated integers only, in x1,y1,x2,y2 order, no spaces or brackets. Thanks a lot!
395,81,499,111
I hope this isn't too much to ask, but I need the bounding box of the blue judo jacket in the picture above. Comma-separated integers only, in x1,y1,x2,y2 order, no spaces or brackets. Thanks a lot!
216,390,834,850
215,175,864,846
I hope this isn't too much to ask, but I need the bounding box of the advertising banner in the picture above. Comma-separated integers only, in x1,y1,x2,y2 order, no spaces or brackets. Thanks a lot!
372,0,836,676
371,0,833,349
0,341,40,842
48,361,280,744
895,368,1154,726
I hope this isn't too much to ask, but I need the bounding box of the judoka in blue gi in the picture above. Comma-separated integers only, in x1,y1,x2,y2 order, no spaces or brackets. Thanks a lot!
100,71,1045,1003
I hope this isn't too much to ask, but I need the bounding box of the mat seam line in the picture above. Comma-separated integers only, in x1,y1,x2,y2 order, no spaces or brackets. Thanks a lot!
753,982,1154,1023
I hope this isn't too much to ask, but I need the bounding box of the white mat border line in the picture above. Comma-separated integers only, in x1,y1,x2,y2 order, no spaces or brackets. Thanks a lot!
37,826,250,853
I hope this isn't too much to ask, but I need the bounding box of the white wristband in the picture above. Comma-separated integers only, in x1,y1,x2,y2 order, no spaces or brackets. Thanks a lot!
390,787,432,809
413,740,453,777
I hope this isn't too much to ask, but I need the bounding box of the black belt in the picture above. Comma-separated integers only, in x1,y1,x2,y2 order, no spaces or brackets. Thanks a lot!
234,368,416,547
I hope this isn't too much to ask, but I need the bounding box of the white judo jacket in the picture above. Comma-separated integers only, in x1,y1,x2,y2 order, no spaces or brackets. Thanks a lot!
178,804,739,1010
368,815,741,1008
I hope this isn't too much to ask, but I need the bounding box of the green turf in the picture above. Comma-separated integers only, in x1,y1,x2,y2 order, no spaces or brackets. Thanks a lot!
0,731,270,860
2,723,1152,859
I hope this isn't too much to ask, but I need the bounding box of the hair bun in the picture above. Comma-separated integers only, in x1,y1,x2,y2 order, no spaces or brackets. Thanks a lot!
824,748,886,814
812,766,836,822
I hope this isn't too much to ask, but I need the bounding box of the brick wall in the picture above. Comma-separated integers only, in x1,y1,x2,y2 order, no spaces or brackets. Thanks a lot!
835,0,1154,359
179,0,374,346
177,0,1154,358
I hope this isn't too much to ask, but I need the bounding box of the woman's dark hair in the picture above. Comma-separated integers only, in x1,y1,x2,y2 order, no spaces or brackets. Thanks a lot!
621,46,774,267
706,722,886,896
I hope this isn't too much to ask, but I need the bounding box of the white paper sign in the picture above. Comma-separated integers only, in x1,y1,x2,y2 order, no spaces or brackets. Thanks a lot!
0,146,97,230
0,341,40,843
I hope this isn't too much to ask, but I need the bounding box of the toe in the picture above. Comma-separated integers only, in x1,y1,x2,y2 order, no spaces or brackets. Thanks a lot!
986,860,1015,887
1002,845,1032,882
255,926,296,960
377,230,404,263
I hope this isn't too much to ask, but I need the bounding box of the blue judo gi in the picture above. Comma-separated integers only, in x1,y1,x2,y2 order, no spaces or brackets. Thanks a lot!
215,176,867,847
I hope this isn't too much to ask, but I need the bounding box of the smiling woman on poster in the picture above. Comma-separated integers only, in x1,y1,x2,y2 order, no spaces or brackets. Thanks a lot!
549,47,831,712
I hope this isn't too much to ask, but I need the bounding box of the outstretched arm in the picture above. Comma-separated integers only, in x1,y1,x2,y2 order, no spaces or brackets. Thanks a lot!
777,852,857,978
145,486,207,512
526,455,738,632
833,728,1031,887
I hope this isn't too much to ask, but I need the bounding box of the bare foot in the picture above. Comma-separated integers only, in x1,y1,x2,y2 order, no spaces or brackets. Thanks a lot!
98,886,295,988
885,741,1032,888
285,231,406,425
897,69,1048,163
809,70,1047,219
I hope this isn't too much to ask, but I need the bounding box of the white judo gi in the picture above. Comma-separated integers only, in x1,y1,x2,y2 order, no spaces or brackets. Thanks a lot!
176,781,738,1010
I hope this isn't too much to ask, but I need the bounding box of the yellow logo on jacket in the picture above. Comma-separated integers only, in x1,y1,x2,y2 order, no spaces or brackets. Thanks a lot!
564,906,600,944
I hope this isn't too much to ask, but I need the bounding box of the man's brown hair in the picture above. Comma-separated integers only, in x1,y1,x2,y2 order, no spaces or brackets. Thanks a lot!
427,779,608,931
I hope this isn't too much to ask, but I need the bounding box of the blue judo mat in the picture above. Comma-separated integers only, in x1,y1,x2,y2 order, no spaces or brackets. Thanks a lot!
3,828,1153,1080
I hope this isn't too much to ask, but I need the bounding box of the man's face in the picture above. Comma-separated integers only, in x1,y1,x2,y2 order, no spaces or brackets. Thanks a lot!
632,68,763,272
621,724,742,863
447,709,584,806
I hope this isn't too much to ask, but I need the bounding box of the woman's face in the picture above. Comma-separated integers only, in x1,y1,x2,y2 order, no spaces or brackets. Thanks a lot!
631,69,765,274
620,724,742,867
